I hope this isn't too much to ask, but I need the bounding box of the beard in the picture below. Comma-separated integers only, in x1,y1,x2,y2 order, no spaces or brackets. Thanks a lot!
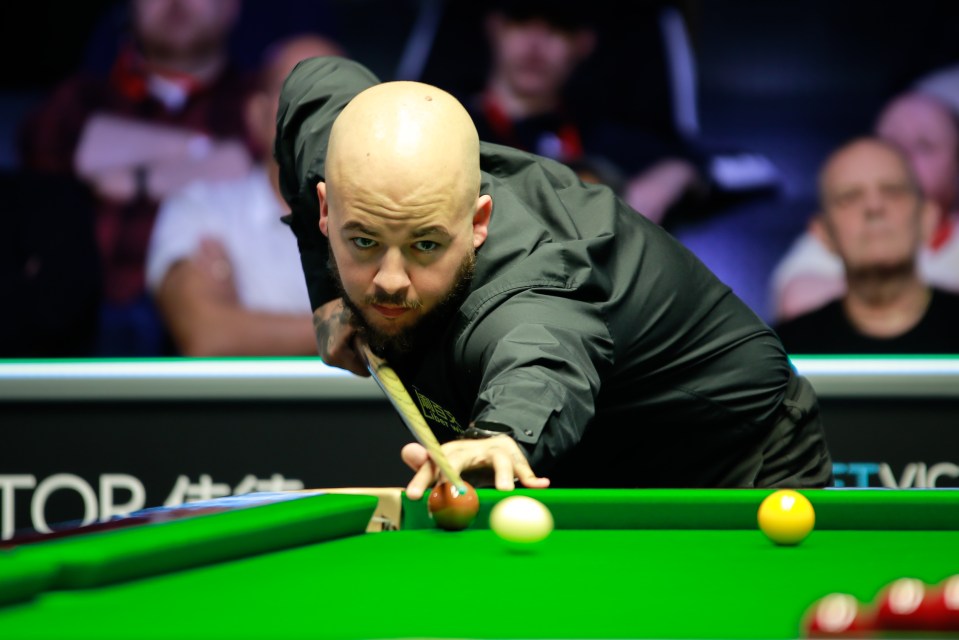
327,243,476,362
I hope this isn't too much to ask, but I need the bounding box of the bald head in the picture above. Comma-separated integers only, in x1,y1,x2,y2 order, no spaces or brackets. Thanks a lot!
818,137,921,210
814,136,937,278
875,91,959,212
326,81,482,221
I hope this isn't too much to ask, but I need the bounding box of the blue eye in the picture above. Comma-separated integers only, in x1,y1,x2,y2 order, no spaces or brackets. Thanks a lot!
413,240,439,252
351,237,377,249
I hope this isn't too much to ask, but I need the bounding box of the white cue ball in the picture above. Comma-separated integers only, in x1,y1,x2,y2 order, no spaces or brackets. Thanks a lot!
489,495,554,545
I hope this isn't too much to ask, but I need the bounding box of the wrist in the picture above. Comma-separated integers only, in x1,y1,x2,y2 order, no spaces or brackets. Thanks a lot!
461,422,514,439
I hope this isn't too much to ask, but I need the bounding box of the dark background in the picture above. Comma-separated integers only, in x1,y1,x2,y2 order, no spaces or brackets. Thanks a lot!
4,0,959,321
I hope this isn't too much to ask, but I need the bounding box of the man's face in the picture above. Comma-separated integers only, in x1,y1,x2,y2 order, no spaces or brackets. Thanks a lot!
319,182,490,356
329,242,476,356
489,16,590,100
133,0,239,59
820,142,927,274
876,95,959,213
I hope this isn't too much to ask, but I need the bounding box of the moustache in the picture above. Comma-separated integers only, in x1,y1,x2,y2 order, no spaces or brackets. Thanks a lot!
365,293,423,310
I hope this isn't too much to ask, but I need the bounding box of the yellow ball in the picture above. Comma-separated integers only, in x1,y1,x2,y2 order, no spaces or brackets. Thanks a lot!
757,489,815,545
490,495,554,546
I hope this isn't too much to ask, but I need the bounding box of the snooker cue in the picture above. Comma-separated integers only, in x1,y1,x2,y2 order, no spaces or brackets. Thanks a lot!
357,341,469,494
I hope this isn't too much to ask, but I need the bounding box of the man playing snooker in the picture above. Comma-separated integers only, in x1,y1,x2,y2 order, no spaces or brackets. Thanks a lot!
275,56,833,499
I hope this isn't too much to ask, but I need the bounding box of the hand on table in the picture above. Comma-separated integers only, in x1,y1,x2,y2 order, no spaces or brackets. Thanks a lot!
312,298,368,376
401,435,550,500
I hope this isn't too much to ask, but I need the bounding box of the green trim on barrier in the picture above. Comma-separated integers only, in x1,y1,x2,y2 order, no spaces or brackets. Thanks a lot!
402,488,959,530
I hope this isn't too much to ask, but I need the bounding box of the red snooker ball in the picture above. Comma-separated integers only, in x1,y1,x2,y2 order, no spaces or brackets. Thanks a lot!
802,593,876,637
874,577,933,631
876,575,959,633
933,574,959,631
427,481,479,531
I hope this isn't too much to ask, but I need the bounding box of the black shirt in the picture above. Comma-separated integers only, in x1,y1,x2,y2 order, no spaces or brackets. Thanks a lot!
774,289,959,355
276,56,833,488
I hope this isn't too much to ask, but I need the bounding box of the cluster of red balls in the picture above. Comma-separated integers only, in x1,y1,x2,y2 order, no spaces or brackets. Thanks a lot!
803,575,959,637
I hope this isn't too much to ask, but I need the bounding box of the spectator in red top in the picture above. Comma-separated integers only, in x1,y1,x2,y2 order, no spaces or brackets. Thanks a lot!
18,0,255,355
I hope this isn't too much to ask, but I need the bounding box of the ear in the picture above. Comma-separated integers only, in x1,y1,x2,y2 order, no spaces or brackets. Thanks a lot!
809,214,836,253
317,182,330,237
472,194,493,249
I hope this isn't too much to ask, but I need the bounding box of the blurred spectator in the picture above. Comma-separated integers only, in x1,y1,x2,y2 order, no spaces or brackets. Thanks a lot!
773,138,959,354
770,90,959,322
146,34,343,356
464,0,706,224
0,171,101,357
915,61,959,117
17,0,254,356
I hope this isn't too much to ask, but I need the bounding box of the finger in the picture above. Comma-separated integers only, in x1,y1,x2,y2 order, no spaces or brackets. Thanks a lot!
492,438,550,489
517,469,551,489
400,442,435,500
512,453,550,488
318,345,366,376
405,461,437,501
490,448,517,492
340,328,372,377
342,354,370,377
322,333,369,376
400,443,429,472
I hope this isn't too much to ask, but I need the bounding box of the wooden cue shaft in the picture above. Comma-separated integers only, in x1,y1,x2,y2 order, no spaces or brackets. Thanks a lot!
357,341,467,490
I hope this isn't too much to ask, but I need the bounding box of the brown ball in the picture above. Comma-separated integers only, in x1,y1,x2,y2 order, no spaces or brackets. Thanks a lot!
427,481,479,531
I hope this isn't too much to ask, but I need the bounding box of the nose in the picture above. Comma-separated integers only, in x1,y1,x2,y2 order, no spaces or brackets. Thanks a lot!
863,188,886,219
372,248,411,295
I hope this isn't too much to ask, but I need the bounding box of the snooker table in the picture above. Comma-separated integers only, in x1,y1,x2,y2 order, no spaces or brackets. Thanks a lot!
1,488,958,640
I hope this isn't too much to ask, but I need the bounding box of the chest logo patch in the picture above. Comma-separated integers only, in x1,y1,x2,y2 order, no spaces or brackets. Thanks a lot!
413,387,465,435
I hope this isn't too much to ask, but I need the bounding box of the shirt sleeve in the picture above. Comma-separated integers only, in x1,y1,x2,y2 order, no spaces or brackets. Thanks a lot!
145,184,216,293
273,56,380,311
462,289,614,473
